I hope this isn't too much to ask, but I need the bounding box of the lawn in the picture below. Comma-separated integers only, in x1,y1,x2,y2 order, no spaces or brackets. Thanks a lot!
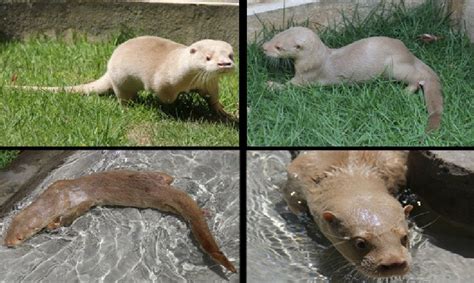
247,1,474,146
0,35,239,146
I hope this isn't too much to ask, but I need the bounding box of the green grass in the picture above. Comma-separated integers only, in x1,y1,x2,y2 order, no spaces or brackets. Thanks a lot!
248,1,474,146
0,35,239,146
0,150,19,168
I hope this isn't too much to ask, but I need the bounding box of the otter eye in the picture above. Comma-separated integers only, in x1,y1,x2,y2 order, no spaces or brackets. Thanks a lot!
206,55,211,61
401,235,408,247
295,44,301,49
275,45,281,51
354,238,367,250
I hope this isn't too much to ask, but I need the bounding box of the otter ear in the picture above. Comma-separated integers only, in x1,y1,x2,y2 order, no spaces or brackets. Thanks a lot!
190,48,197,54
403,205,413,217
322,211,337,223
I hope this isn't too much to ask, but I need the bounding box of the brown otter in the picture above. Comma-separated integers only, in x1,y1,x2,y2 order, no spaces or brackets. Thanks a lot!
284,151,413,278
263,27,443,132
12,36,237,122
3,170,236,274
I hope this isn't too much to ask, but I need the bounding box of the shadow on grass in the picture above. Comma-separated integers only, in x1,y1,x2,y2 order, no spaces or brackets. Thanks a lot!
135,93,239,128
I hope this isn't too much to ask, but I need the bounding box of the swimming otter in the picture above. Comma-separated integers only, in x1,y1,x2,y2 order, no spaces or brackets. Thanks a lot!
285,151,413,278
3,170,236,273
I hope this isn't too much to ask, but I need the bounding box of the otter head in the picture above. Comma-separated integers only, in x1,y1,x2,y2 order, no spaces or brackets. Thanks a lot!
262,26,321,59
4,206,50,247
4,187,66,247
188,40,235,75
315,175,413,278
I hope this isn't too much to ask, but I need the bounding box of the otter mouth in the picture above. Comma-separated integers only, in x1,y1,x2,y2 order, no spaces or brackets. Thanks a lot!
262,50,280,58
216,66,234,74
377,263,409,278
358,262,410,278
4,238,21,248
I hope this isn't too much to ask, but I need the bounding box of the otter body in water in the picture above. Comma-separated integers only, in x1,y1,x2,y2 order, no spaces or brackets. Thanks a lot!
13,36,237,121
3,170,236,273
263,27,443,131
285,151,413,278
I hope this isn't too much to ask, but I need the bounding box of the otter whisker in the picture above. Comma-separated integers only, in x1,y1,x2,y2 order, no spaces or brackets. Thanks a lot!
285,151,412,279
410,210,431,220
418,215,440,229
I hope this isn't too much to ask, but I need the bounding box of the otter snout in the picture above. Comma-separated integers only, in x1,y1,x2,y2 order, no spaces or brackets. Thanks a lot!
377,258,409,276
262,42,278,56
216,60,234,73
4,236,22,247
218,61,233,68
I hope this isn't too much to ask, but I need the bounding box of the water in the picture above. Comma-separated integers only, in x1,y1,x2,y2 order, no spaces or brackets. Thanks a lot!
247,150,474,282
0,150,240,282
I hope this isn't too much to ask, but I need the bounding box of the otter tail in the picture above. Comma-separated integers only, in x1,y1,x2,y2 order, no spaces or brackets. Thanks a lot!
415,59,443,132
10,73,112,95
168,188,237,273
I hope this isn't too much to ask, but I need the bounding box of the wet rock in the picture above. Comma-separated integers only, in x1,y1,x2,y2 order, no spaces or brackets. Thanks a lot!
407,150,474,233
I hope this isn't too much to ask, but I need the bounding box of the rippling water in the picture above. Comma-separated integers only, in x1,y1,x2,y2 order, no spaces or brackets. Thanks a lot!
247,150,474,282
0,150,239,282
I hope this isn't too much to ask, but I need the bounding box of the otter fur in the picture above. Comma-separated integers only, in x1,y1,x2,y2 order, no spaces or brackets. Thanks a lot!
3,170,236,273
285,151,413,278
263,27,443,131
13,36,237,122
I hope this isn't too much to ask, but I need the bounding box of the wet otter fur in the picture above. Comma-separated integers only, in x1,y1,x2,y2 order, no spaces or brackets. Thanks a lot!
263,27,443,132
3,170,236,273
285,151,413,278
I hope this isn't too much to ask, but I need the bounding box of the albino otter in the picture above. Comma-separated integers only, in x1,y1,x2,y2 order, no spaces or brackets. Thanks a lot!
263,27,443,131
3,170,236,273
285,151,413,278
13,36,237,121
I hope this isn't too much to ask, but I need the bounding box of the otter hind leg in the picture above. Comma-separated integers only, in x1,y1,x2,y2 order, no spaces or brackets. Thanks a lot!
404,82,420,93
111,82,139,106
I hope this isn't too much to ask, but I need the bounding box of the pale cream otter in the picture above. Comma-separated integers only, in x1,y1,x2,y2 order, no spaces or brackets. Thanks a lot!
14,36,237,121
3,170,236,273
263,27,443,131
285,151,413,278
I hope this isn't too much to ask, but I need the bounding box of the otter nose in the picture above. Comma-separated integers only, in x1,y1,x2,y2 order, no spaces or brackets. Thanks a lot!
262,43,269,52
218,61,233,68
379,260,407,272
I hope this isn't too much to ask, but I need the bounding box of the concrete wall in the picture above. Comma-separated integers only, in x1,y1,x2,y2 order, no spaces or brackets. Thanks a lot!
247,0,424,41
0,2,239,48
247,0,474,43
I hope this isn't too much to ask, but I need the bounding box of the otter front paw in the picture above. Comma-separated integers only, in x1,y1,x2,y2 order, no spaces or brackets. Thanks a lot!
211,101,239,124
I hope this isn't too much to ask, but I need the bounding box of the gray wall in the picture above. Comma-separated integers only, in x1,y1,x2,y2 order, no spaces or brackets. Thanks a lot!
0,2,239,49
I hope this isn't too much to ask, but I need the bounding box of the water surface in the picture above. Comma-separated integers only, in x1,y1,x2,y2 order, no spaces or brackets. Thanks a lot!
247,150,474,282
